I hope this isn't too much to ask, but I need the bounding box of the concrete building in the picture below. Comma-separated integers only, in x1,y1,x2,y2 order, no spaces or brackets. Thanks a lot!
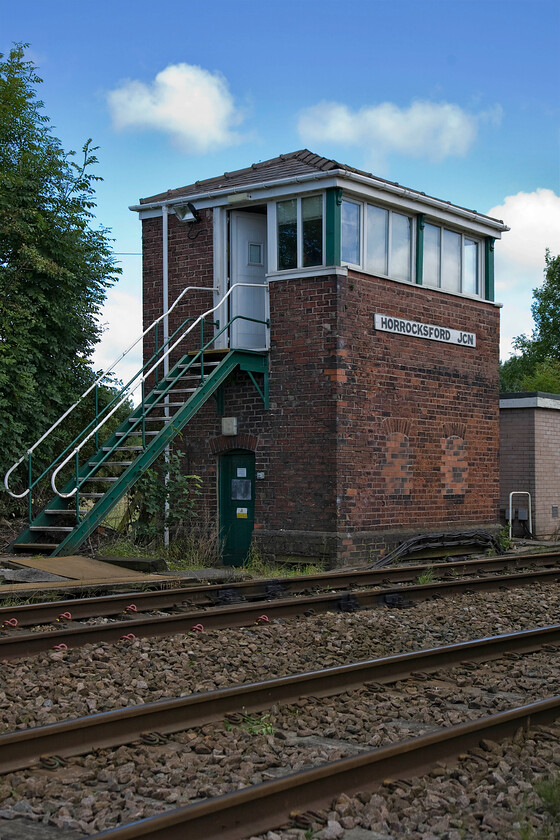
500,392,560,539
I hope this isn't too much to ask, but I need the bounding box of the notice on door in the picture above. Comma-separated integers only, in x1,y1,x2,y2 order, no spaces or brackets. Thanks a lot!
236,508,248,519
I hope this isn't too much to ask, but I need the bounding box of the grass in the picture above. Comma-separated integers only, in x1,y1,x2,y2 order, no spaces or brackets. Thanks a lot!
416,566,435,585
517,774,560,839
224,713,275,736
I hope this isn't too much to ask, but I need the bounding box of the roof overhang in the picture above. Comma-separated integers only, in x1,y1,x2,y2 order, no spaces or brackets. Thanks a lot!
130,169,509,238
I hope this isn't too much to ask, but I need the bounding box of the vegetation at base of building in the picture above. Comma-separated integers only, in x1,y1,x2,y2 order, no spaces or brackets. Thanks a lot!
99,449,222,569
0,44,124,515
500,251,560,394
243,544,325,578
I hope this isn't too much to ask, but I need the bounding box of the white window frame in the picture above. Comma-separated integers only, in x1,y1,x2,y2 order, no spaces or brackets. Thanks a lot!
423,221,483,297
269,193,326,272
341,198,415,284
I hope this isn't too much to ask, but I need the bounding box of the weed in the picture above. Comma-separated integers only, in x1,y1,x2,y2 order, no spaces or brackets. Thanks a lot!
417,566,435,585
498,525,514,552
516,773,560,839
225,713,275,736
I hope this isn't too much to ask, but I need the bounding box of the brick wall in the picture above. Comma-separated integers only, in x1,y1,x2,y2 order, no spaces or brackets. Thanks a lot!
142,211,215,377
334,270,500,560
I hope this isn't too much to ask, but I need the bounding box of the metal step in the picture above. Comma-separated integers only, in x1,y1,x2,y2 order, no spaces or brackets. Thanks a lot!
30,526,74,533
102,446,143,452
82,477,119,482
88,461,133,467
13,543,58,552
80,493,104,499
116,430,158,438
44,509,87,515
128,417,171,423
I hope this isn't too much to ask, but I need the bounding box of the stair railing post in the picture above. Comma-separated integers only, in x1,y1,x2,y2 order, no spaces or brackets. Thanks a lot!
155,322,159,385
141,381,146,450
75,451,80,520
27,453,33,523
200,319,205,384
94,385,99,451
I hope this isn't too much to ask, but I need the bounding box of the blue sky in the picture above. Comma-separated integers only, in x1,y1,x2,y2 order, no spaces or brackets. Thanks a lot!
2,0,559,381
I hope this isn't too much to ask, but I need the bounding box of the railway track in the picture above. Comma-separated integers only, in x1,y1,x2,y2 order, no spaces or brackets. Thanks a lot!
89,697,560,840
1,560,559,839
1,623,559,774
1,563,560,660
1,550,559,629
1,625,559,838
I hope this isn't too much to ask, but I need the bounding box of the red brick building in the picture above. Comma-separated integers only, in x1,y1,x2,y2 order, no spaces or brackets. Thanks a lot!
131,150,508,566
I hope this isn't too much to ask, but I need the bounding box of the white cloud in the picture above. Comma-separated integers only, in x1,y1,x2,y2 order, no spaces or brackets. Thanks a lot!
489,189,560,359
108,63,245,153
93,289,143,399
298,99,501,166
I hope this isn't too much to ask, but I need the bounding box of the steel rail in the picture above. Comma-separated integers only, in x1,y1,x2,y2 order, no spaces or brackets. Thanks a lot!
1,550,559,628
1,624,559,775
1,567,560,660
91,695,560,840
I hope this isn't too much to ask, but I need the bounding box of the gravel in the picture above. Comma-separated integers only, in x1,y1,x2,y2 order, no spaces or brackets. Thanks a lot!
0,580,558,838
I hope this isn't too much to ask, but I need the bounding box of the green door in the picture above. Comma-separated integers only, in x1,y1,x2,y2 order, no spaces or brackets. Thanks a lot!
219,450,255,566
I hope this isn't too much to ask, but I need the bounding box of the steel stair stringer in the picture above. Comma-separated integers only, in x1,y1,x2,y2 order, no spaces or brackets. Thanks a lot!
12,350,267,557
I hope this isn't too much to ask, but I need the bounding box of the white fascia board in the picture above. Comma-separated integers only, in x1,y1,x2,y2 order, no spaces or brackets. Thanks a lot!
129,171,340,219
339,176,508,238
130,167,508,238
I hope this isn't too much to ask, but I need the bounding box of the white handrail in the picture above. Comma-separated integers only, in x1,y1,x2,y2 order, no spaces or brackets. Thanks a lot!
508,491,532,541
50,282,269,498
3,285,215,498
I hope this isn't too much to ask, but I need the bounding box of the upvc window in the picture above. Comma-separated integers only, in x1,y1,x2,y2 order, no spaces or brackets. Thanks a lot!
277,195,323,270
423,222,480,296
341,200,413,283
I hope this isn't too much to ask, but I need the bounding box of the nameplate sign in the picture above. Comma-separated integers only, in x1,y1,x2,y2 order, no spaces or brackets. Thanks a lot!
374,314,476,347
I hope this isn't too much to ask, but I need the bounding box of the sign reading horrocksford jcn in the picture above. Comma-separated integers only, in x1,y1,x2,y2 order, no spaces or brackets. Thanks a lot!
374,314,476,347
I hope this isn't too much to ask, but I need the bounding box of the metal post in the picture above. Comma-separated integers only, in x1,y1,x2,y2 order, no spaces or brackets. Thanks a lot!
28,453,32,523
141,381,146,450
94,385,99,451
75,451,80,521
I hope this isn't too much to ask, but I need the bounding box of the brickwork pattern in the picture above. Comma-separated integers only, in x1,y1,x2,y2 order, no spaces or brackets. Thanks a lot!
383,432,413,496
441,436,468,497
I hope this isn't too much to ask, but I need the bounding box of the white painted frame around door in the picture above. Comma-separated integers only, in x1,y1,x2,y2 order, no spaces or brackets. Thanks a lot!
229,210,268,350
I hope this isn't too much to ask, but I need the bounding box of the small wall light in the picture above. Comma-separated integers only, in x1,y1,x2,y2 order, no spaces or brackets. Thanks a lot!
174,202,202,223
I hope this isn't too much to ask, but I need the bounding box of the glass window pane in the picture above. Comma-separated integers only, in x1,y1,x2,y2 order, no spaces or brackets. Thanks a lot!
366,205,388,275
391,212,412,282
442,229,461,293
231,479,252,501
463,239,478,295
423,223,441,287
302,195,323,267
341,200,360,265
277,199,297,270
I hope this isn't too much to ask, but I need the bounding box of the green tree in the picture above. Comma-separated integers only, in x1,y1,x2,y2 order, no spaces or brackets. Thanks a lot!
0,44,121,497
500,251,560,393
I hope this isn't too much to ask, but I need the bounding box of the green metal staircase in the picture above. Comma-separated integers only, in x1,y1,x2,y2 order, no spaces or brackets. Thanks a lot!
9,348,268,557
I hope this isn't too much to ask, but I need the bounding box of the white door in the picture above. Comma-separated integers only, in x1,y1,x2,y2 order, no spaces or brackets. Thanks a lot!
229,211,268,350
